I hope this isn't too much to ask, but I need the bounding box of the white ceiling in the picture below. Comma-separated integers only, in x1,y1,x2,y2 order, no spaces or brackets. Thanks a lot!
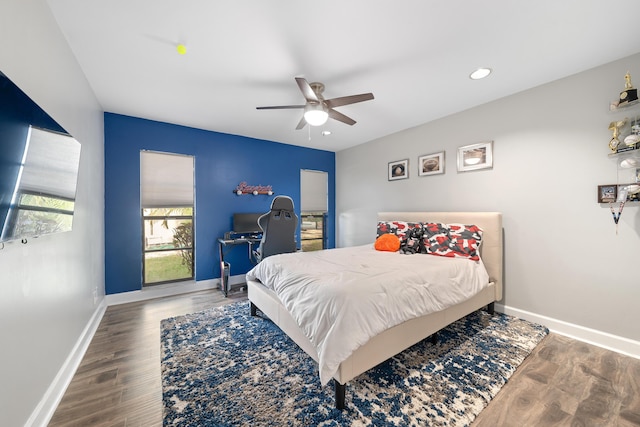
47,0,640,152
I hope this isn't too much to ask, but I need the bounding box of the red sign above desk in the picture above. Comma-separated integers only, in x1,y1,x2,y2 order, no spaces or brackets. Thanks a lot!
234,182,274,196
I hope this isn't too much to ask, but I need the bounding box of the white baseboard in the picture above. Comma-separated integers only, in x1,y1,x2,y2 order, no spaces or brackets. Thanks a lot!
105,278,224,306
26,300,108,427
104,275,248,306
29,276,243,426
40,285,635,427
497,303,640,360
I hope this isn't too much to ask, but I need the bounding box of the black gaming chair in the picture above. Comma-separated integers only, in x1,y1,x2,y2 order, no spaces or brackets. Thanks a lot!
253,195,298,262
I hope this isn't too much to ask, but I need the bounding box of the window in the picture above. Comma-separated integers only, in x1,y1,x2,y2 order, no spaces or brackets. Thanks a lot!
300,212,326,251
140,151,194,285
1,126,80,242
300,169,328,252
4,192,74,239
142,207,193,284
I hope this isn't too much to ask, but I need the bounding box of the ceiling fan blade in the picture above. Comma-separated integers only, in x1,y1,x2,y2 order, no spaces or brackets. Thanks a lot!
256,105,305,110
295,77,319,103
328,108,356,126
295,116,307,130
325,93,374,109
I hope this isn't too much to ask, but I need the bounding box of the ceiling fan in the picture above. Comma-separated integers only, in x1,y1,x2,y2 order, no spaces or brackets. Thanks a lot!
256,77,374,129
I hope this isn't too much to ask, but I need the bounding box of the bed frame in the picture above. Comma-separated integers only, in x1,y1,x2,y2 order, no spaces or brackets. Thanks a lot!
247,212,503,409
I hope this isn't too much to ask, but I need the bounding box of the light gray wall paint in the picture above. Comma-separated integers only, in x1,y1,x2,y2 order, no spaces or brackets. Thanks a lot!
337,53,640,343
0,1,637,423
0,1,104,426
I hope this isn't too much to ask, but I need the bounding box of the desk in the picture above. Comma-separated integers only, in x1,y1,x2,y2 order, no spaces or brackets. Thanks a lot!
217,236,261,296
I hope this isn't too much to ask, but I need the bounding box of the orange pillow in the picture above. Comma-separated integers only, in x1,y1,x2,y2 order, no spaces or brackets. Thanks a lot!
374,233,400,252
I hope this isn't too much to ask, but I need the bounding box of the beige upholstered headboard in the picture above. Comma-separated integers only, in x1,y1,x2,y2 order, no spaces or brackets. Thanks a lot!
377,212,503,301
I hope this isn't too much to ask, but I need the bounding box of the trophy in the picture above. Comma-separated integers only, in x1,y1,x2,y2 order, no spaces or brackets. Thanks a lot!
619,71,638,105
608,119,627,152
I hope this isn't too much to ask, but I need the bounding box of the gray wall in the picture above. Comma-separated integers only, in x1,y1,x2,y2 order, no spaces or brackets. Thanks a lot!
0,1,637,424
337,53,640,343
0,1,104,426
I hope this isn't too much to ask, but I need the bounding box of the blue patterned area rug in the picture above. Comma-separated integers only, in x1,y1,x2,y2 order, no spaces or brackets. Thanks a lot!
161,301,548,426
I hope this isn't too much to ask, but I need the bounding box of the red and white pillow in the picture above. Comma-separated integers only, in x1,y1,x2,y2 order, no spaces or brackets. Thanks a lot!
377,220,483,261
422,222,453,257
376,221,422,245
446,223,483,261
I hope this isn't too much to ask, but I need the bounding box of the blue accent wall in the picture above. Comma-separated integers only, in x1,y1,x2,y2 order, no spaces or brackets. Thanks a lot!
0,73,66,238
104,113,335,295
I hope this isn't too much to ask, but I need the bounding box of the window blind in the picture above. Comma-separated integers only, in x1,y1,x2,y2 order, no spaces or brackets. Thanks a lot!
300,169,328,212
19,127,81,199
140,151,194,208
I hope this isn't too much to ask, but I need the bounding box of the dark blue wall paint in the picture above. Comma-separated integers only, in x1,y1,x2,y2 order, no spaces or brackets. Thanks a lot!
104,113,335,295
0,74,66,236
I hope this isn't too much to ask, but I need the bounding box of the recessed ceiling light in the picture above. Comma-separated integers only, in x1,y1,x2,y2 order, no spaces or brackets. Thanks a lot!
322,130,332,136
469,68,492,80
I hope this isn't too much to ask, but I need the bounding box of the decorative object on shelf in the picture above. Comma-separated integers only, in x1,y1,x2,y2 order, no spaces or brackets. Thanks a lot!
598,182,640,202
234,182,274,196
597,184,617,203
622,184,640,202
610,187,628,234
631,117,640,135
615,142,639,153
388,159,409,181
625,184,640,195
418,152,445,176
610,200,624,231
608,119,627,152
623,134,640,147
620,157,639,169
619,71,638,106
457,141,493,172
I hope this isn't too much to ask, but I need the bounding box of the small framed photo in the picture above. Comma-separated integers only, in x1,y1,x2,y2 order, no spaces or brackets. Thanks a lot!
418,152,445,176
457,141,493,172
597,184,617,203
388,159,409,181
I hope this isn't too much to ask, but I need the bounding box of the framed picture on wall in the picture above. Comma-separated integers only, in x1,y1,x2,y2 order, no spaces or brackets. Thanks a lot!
418,152,445,176
597,184,617,203
388,159,409,181
457,141,493,172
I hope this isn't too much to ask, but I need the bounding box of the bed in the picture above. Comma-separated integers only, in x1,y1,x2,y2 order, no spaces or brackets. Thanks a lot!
245,211,503,409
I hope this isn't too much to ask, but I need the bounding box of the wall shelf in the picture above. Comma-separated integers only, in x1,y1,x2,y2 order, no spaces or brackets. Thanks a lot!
609,98,640,112
601,91,640,204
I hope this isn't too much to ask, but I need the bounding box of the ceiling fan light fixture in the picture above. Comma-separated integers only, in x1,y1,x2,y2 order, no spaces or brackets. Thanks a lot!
469,67,492,80
304,103,329,126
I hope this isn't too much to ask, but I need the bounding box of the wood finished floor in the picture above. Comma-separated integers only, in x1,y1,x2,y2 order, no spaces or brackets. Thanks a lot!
49,289,640,426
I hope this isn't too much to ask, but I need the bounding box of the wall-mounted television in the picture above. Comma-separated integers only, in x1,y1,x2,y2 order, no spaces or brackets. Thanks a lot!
232,212,263,235
0,71,81,244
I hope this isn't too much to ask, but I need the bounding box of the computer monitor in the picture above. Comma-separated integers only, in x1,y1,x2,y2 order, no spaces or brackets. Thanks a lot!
232,212,263,235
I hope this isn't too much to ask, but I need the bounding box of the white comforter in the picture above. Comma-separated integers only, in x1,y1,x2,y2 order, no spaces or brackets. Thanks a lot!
246,245,490,385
